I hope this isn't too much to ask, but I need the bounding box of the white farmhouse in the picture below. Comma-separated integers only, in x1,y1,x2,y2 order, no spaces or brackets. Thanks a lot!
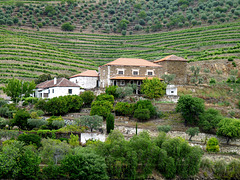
69,70,99,89
34,77,80,98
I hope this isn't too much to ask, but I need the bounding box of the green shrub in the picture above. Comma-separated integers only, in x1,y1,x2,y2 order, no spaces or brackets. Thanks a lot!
228,57,234,61
96,94,114,104
134,109,150,121
80,91,95,107
209,78,216,84
176,95,205,125
199,108,223,133
200,158,213,170
213,159,228,178
90,101,113,118
157,125,172,133
13,109,31,129
27,118,48,129
116,86,134,98
61,22,75,31
135,100,156,118
115,102,135,116
17,133,41,148
105,85,118,98
0,117,9,129
206,137,220,152
106,113,114,134
227,159,240,179
52,120,65,129
60,148,108,180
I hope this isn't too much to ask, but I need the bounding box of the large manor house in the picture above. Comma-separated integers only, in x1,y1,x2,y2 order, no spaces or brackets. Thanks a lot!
34,55,187,98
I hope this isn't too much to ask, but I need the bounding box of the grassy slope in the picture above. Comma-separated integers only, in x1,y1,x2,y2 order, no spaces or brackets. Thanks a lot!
0,20,239,85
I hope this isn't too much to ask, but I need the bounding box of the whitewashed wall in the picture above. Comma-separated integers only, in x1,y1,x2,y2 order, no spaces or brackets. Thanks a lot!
35,87,80,98
70,76,98,89
166,85,177,96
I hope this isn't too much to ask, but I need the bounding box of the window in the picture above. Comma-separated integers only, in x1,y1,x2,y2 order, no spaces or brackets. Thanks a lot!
52,89,54,93
133,71,139,75
120,80,125,86
171,91,174,94
68,89,72,94
147,70,154,76
137,81,141,86
117,69,125,75
132,69,139,75
48,90,50,94
148,71,153,75
118,70,124,75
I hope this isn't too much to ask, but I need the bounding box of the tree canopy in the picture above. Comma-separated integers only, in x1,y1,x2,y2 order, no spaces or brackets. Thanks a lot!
141,78,167,98
3,78,36,102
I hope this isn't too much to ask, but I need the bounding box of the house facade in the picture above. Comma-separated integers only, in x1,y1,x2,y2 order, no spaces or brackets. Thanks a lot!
69,70,99,89
34,77,80,98
154,55,188,85
99,58,162,91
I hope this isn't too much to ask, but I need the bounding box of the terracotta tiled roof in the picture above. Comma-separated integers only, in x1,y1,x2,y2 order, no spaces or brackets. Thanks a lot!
103,58,162,67
70,70,99,78
36,78,79,89
154,55,187,63
110,76,163,80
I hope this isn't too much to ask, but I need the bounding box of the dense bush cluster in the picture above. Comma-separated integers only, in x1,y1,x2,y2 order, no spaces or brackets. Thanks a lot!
35,95,83,115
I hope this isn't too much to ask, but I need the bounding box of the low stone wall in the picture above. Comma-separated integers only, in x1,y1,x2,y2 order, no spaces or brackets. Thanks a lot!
154,103,176,111
115,116,130,122
168,131,240,154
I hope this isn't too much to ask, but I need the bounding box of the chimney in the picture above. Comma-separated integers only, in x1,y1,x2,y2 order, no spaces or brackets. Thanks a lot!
54,77,57,85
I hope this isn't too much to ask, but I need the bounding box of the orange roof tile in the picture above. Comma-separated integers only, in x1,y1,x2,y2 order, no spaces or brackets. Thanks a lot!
103,58,162,67
154,55,187,63
70,70,99,78
110,76,163,80
36,78,79,89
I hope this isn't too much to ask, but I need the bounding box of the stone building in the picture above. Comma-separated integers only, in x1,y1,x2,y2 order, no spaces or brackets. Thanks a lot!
69,70,99,89
99,58,162,92
154,55,188,85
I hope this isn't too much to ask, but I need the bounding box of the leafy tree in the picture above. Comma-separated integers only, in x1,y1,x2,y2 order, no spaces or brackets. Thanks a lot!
138,10,147,19
161,137,203,178
61,22,75,31
141,78,167,98
13,109,31,129
206,137,220,152
0,141,40,179
105,85,118,98
157,125,172,133
176,95,205,125
69,133,79,147
96,94,114,104
161,74,176,84
106,113,114,134
118,19,129,30
135,100,156,118
115,102,135,116
116,86,134,98
190,66,203,85
134,109,150,121
60,148,108,180
199,108,223,133
17,133,42,148
77,115,103,132
40,138,71,165
34,73,52,84
186,127,200,141
3,78,36,102
80,91,95,107
217,118,240,144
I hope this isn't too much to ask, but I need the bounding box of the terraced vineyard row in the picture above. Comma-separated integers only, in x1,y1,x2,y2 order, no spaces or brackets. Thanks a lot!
0,21,239,85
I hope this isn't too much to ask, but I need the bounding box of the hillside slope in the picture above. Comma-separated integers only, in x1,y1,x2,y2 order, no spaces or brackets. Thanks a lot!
0,20,239,85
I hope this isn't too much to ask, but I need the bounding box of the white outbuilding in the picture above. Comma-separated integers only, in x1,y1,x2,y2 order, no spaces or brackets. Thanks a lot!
69,70,99,89
34,77,80,98
166,85,177,96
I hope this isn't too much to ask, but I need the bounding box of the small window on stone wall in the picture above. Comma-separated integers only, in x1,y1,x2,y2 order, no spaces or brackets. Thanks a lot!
171,91,174,93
